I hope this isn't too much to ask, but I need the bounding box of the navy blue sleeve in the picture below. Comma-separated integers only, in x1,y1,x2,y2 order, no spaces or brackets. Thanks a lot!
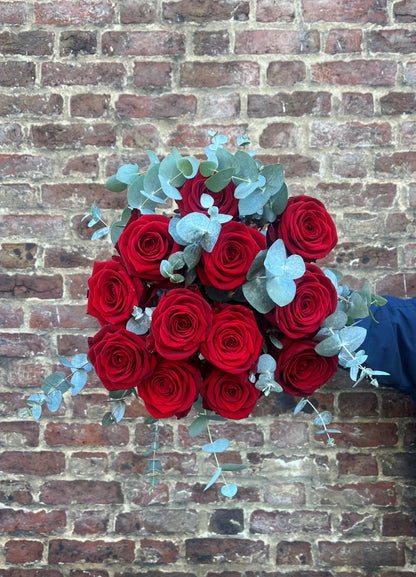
359,296,416,401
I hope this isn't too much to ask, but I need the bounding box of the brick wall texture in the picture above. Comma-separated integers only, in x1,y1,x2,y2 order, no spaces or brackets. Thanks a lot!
0,0,416,574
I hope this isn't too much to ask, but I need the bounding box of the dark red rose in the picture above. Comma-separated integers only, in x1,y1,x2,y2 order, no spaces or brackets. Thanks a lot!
200,304,264,374
116,213,181,282
198,221,266,290
137,358,201,419
148,287,212,360
267,195,337,262
274,336,338,396
177,170,238,218
87,258,148,326
88,325,155,391
267,263,337,339
201,366,262,420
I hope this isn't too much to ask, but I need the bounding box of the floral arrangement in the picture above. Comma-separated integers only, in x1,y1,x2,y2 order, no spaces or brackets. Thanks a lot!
19,131,387,497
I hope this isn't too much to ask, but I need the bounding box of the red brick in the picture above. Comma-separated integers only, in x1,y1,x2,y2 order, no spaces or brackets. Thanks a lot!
102,31,185,56
375,272,416,297
48,539,134,564
193,30,230,55
0,93,63,117
185,538,268,563
327,422,399,447
383,452,416,477
0,303,24,328
0,1,26,24
120,0,155,23
0,571,63,577
337,453,379,476
303,0,387,22
44,246,112,269
382,392,416,417
122,124,160,149
312,60,397,85
0,333,49,357
31,123,115,148
235,29,319,54
340,511,377,536
315,481,396,507
259,123,298,148
370,29,416,53
0,508,66,534
70,94,110,118
264,483,306,506
44,422,129,447
138,538,180,563
29,304,96,330
318,541,405,567
250,510,331,534
340,92,374,116
404,422,416,446
0,214,65,238
116,509,199,534
0,451,65,475
40,480,123,505
73,511,109,535
34,0,115,24
6,361,46,388
0,422,39,447
381,92,416,114
162,0,249,21
0,31,54,55
324,243,397,269
116,94,196,119
256,0,294,22
57,333,89,356
204,93,241,119
375,151,416,175
276,541,312,564
5,540,43,563
180,61,259,88
133,62,172,88
0,62,36,87
0,153,53,178
325,29,362,53
248,92,331,117
331,151,368,178
168,124,247,149
60,30,97,56
68,451,110,478
338,392,379,417
0,480,33,505
0,122,23,146
383,512,416,536
267,61,306,86
311,121,391,147
257,153,320,177
41,62,125,87
269,421,309,447
42,182,122,209
62,154,99,177
394,0,416,22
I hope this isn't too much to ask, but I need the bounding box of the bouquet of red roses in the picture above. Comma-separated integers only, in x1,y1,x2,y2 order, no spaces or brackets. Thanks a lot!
20,132,386,496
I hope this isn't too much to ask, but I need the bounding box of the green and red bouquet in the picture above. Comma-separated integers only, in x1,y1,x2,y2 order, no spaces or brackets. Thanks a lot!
20,132,387,496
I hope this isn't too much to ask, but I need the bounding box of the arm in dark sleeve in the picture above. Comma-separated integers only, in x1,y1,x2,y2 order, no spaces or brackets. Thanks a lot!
359,296,416,401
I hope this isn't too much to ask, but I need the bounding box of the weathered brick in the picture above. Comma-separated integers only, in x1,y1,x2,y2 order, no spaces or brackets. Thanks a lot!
0,303,24,328
133,62,172,88
62,154,99,176
31,123,116,148
0,242,37,269
116,94,196,118
370,29,416,53
340,92,374,116
276,541,312,564
235,29,320,54
383,512,416,536
0,422,39,447
381,92,416,114
204,93,241,118
116,509,199,534
0,2,26,24
382,392,416,417
250,510,331,534
120,0,155,23
44,246,112,268
264,483,306,506
0,273,63,299
401,121,416,144
44,422,128,446
312,60,397,85
60,30,97,56
42,183,122,209
338,392,379,417
193,30,230,55
337,453,379,476
0,509,66,534
269,421,309,447
256,0,295,22
30,303,97,329
0,333,48,357
331,151,368,178
267,61,306,86
48,539,134,564
186,538,268,563
162,0,249,21
318,541,405,567
41,62,126,87
0,93,63,117
67,451,110,478
0,214,65,238
0,31,54,55
0,481,33,505
314,481,396,507
0,122,23,146
168,124,247,149
0,451,65,475
208,510,244,535
325,422,398,447
0,62,36,87
375,272,416,297
102,31,185,56
259,123,298,148
303,0,387,22
248,92,331,117
258,153,319,176
325,29,362,53
138,538,180,564
0,153,53,179
340,511,377,537
70,94,110,118
5,540,43,563
325,243,398,269
180,62,259,87
375,151,416,175
394,0,416,22
34,0,115,24
40,480,123,504
311,121,391,147
73,511,109,535
122,124,160,149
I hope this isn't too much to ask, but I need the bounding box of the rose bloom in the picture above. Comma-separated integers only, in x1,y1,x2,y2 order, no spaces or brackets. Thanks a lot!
201,366,262,420
267,263,337,339
148,287,212,360
137,359,201,419
200,304,264,374
87,257,147,326
177,170,238,218
88,325,155,391
267,195,337,262
198,221,266,290
116,211,181,282
274,336,338,396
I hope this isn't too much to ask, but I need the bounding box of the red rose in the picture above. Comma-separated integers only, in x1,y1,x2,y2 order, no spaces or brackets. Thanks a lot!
87,258,147,326
137,359,201,419
148,287,212,360
116,212,181,282
177,170,238,218
267,195,337,262
200,304,264,374
88,325,155,391
267,263,337,339
274,336,338,396
201,366,262,420
198,221,266,290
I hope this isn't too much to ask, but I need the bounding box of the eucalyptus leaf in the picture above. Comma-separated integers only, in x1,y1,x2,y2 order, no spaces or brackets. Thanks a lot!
256,354,277,374
189,416,208,437
266,276,296,307
177,156,199,179
315,333,342,357
339,325,367,352
105,174,127,192
91,227,109,241
70,370,87,395
221,483,238,498
177,212,211,244
313,411,332,426
204,467,222,491
116,164,139,185
205,168,234,193
242,277,275,314
201,438,230,453
294,397,308,415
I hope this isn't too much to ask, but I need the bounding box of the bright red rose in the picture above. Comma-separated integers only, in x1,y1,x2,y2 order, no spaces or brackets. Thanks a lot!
116,212,181,282
87,258,147,326
148,287,212,360
177,170,238,218
88,325,155,391
274,336,338,396
198,221,266,290
267,263,337,339
201,366,262,420
200,304,264,374
267,195,337,262
137,359,201,419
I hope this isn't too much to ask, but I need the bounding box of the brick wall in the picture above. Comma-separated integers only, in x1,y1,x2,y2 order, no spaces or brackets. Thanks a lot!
0,0,415,574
